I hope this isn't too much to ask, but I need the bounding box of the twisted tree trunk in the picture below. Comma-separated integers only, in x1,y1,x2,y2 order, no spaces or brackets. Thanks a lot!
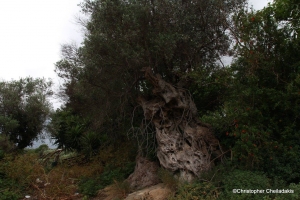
138,67,220,182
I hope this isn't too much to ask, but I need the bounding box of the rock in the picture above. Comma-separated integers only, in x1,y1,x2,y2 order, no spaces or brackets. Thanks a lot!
125,183,172,200
126,156,160,190
97,185,122,200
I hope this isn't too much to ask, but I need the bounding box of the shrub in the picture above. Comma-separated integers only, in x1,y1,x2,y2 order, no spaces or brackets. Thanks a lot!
0,135,15,153
0,177,22,200
169,182,219,200
219,169,270,200
78,177,102,197
34,144,49,155
1,153,44,186
0,190,20,200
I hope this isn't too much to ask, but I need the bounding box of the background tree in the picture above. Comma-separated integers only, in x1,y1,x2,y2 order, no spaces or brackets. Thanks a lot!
0,77,53,150
202,0,300,183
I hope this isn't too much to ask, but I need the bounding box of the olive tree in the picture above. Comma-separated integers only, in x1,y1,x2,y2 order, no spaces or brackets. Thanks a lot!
55,0,246,180
0,77,53,150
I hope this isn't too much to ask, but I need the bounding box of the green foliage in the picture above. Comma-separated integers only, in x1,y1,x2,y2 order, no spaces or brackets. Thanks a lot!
0,174,23,200
0,189,21,200
188,66,233,115
0,153,44,200
49,108,86,151
0,77,53,149
273,0,300,30
0,134,15,156
200,0,300,183
80,131,103,157
219,169,270,200
78,162,135,197
34,144,49,153
78,177,101,197
286,183,300,200
49,108,106,156
169,182,219,200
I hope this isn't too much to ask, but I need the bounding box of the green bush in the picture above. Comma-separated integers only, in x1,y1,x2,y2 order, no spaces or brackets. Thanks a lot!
34,144,49,153
219,169,270,200
262,183,300,200
169,182,219,200
0,190,20,200
78,177,102,197
0,177,22,200
0,135,15,153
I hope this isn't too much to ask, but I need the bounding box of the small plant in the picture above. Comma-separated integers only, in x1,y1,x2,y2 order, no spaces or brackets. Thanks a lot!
34,144,49,156
0,134,15,153
0,190,21,200
78,177,102,197
1,153,44,186
0,177,23,200
169,182,219,200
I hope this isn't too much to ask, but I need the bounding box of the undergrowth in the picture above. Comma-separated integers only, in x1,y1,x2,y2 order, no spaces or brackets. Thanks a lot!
78,162,135,197
3,143,299,200
0,148,104,199
168,162,300,200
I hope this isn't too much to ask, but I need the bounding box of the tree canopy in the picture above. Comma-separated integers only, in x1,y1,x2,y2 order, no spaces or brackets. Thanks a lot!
202,0,300,182
53,0,246,151
0,77,53,149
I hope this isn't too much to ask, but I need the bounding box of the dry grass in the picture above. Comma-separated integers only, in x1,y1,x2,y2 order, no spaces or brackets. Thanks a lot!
1,153,104,200
1,139,136,199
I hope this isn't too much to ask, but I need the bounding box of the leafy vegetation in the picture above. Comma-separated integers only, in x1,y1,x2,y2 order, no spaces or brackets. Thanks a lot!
0,77,53,149
201,0,300,184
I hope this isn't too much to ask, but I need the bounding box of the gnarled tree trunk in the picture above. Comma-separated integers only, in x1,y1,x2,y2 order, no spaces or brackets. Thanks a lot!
137,67,220,182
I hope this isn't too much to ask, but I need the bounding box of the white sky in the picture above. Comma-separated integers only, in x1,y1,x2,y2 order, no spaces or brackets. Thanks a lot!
0,0,83,80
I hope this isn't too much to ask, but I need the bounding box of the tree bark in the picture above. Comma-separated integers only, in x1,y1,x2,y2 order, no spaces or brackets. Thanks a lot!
137,67,220,181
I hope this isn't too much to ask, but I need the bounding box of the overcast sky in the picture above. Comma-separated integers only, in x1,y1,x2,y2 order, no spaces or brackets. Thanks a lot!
0,0,83,79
